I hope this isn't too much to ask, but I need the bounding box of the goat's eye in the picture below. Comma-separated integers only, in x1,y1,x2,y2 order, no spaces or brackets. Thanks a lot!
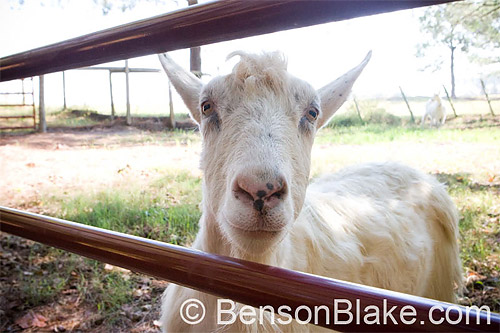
201,101,214,116
306,107,319,122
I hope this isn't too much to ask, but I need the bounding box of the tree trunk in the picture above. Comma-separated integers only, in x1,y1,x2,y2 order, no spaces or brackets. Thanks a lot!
450,45,456,99
187,0,201,78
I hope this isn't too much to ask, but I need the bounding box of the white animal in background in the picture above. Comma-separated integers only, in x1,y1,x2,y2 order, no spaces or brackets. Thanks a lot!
158,51,462,332
422,94,447,127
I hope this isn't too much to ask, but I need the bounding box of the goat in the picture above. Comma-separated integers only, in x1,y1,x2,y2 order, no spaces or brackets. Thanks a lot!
158,51,462,332
422,94,447,127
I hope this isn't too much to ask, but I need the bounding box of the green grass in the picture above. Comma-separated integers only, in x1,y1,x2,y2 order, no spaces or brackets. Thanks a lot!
316,109,499,145
45,109,103,127
52,170,202,245
17,243,70,307
435,173,500,272
317,123,500,145
351,97,499,119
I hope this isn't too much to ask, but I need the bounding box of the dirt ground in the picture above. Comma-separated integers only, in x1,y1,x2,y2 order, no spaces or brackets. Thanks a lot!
0,126,202,213
0,121,499,331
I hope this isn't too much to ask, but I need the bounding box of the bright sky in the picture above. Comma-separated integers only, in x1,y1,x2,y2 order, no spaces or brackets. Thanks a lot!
0,1,494,114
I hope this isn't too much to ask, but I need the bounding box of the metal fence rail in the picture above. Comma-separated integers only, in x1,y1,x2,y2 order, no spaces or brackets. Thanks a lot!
0,0,452,82
1,206,498,332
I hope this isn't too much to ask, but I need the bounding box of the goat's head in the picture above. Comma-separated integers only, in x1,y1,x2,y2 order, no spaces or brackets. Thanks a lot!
159,51,370,255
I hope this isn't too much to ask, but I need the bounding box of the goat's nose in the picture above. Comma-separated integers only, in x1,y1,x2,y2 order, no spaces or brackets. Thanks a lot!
233,174,288,211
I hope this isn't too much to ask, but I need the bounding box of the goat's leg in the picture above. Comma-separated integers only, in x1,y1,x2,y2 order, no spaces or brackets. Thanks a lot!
421,113,428,128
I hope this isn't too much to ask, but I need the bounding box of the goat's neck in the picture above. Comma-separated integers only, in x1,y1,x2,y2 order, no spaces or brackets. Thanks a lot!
191,211,229,255
193,209,284,266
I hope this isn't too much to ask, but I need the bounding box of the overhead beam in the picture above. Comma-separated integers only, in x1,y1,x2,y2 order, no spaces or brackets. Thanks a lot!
76,67,160,73
0,0,453,82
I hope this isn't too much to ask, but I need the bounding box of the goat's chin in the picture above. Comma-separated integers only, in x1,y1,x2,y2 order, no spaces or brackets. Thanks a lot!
224,225,287,256
218,197,294,257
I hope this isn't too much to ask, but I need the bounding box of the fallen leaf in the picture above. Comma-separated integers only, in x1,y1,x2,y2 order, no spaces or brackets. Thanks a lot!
32,313,48,328
132,289,143,298
15,314,31,329
15,311,48,329
466,270,486,286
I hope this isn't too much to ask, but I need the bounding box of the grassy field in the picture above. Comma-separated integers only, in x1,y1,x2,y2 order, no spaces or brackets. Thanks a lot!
1,102,499,331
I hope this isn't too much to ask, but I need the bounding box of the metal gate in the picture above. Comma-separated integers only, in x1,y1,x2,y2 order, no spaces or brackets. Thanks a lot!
0,77,36,130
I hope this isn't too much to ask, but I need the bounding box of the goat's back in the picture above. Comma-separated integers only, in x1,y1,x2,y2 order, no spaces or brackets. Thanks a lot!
425,99,446,118
289,162,461,302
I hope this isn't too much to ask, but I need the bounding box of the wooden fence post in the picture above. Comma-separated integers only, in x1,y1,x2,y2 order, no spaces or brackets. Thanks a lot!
399,86,414,123
443,85,458,117
353,96,363,123
62,71,67,110
38,75,46,133
125,60,131,125
109,71,115,121
480,79,495,116
167,80,176,129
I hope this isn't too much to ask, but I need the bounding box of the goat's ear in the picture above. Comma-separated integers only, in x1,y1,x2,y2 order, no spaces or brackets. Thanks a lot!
316,51,371,128
158,53,203,124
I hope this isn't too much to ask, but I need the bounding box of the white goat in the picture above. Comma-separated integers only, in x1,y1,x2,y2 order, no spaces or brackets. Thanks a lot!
422,94,447,127
158,51,462,332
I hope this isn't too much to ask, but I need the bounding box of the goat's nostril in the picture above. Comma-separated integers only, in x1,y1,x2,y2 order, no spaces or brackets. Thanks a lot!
234,185,254,203
256,190,267,198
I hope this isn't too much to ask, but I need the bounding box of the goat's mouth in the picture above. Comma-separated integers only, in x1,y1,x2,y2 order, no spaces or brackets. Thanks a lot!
220,211,290,255
225,214,288,233
225,223,287,255
228,224,283,237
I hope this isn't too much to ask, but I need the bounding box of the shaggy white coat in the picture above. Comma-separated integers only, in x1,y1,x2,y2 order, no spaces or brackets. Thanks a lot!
422,94,447,127
158,51,462,333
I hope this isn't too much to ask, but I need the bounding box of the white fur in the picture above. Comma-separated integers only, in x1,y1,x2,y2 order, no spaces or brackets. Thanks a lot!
158,52,462,332
422,95,447,127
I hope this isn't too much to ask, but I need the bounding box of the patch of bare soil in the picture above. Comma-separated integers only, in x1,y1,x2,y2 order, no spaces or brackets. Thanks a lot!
445,113,500,130
0,126,202,212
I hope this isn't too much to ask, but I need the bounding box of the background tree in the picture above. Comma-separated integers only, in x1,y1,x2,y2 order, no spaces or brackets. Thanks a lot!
93,0,170,15
417,3,469,98
416,0,499,98
461,0,500,65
